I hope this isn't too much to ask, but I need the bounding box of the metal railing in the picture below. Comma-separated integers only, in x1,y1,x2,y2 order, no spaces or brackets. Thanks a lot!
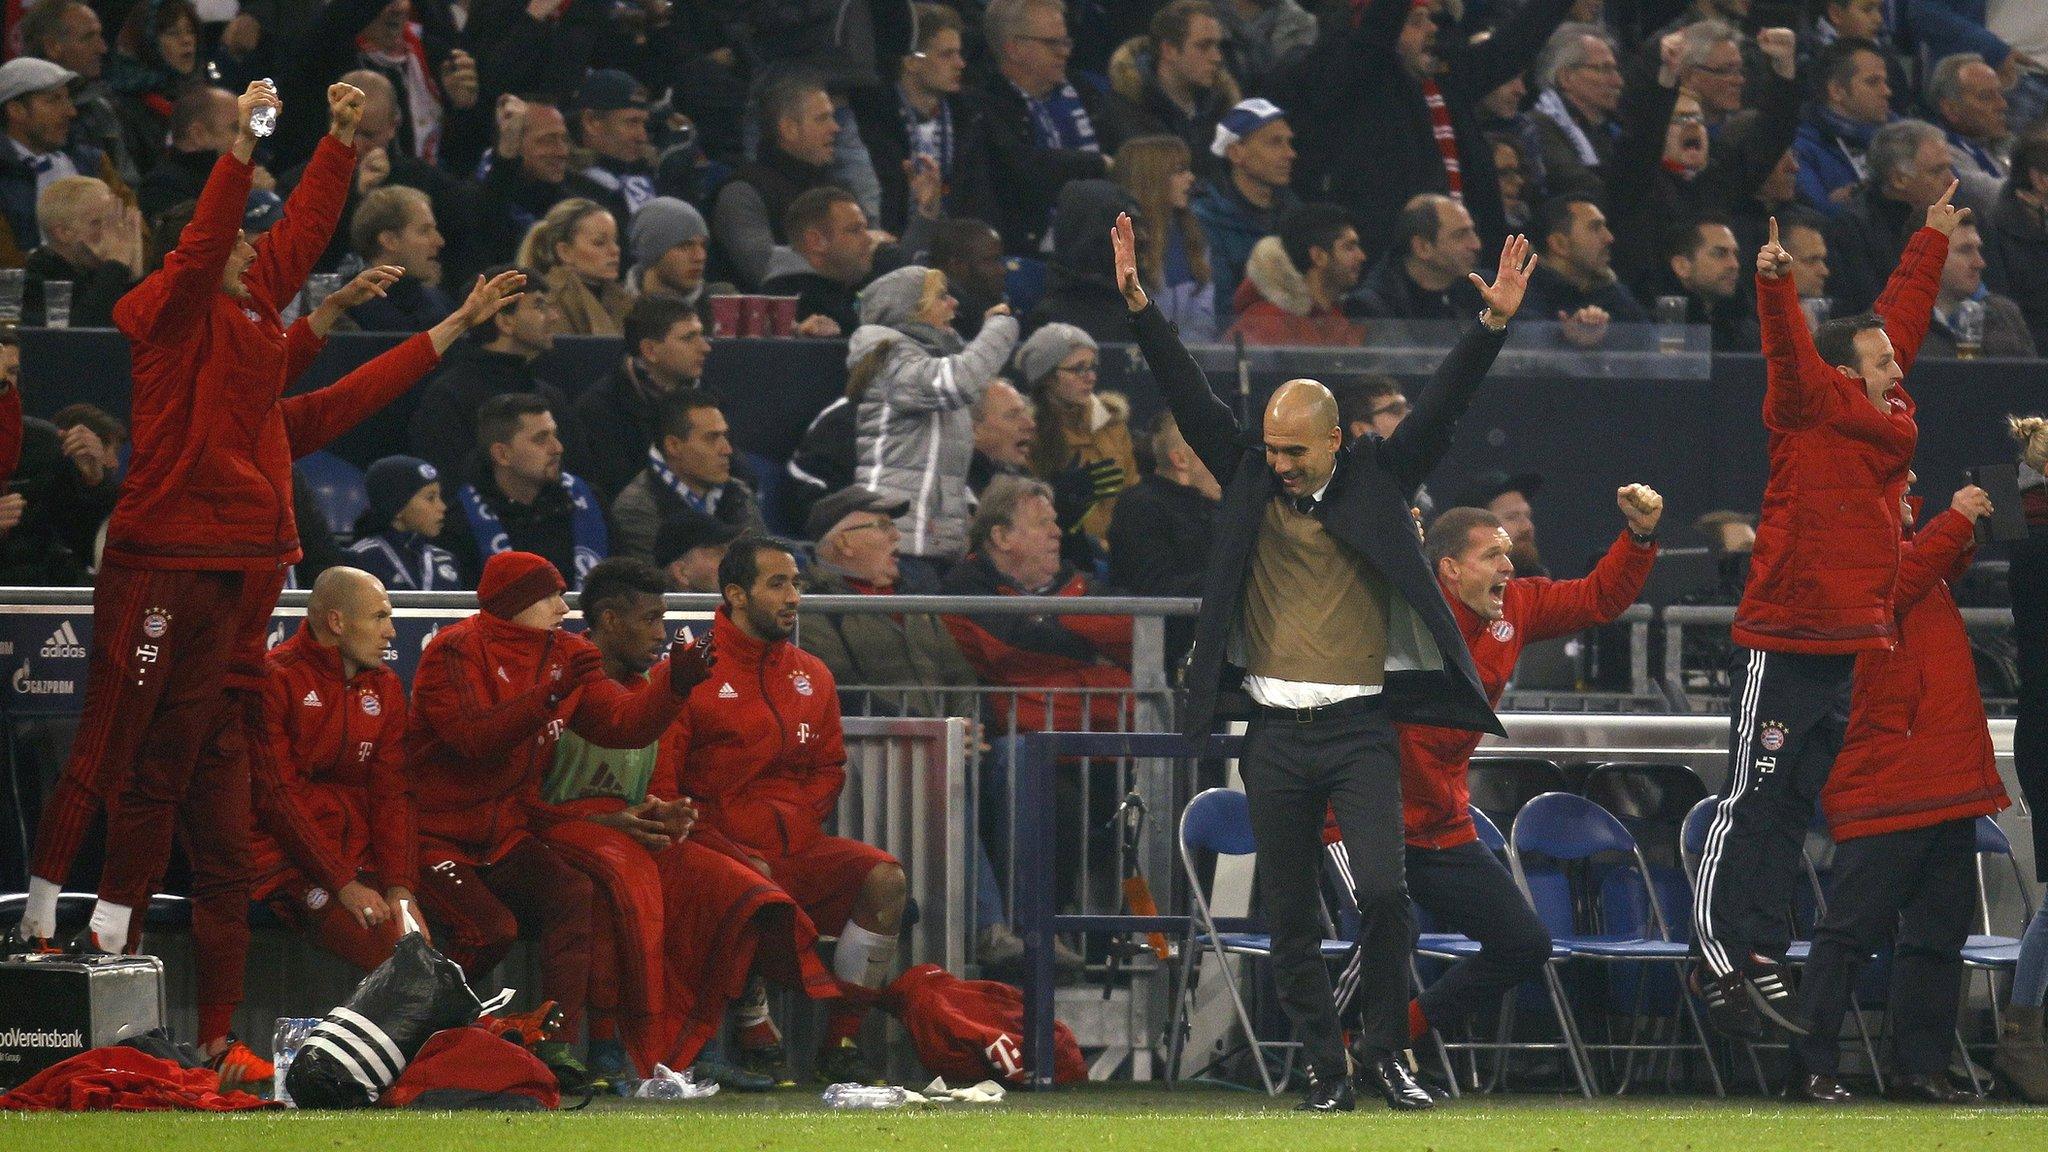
1660,604,2019,711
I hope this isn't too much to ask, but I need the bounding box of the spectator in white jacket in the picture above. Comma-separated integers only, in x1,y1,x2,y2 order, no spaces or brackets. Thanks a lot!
849,264,1020,562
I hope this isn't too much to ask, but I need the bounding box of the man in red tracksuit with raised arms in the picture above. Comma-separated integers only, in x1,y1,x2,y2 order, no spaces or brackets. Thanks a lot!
407,551,715,1088
11,75,522,1072
1327,487,1661,1044
1691,183,1971,1041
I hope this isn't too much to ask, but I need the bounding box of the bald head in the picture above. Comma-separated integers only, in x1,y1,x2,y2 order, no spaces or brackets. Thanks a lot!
308,567,395,673
308,567,382,631
1263,378,1343,498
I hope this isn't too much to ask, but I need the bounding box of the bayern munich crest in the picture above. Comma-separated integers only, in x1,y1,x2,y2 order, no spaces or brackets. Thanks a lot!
790,671,813,696
142,609,170,639
1759,721,1788,752
1489,620,1515,643
305,887,329,910
360,692,381,716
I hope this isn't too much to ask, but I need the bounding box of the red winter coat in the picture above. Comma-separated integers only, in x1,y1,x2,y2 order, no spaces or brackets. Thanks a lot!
105,138,439,570
671,608,847,858
1822,506,2009,841
1733,228,1943,654
250,623,418,899
939,552,1134,732
1328,531,1655,850
406,613,687,864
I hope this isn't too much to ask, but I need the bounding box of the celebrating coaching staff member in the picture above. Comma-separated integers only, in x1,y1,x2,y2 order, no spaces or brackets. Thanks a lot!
1111,212,1533,1112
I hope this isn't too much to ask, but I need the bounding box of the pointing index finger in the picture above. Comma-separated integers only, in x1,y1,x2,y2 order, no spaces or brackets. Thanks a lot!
1936,179,1958,209
1767,216,1778,246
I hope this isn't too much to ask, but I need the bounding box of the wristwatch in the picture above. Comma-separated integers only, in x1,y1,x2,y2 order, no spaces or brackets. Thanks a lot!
1629,529,1658,546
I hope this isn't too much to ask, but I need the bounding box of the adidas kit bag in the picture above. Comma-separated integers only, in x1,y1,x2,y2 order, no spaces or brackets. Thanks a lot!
284,931,514,1108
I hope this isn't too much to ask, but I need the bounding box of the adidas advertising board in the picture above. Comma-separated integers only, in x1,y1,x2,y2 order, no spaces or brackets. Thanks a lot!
0,954,165,1088
0,605,715,717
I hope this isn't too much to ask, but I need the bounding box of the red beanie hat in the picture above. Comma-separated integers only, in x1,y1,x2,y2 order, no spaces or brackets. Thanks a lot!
479,551,566,620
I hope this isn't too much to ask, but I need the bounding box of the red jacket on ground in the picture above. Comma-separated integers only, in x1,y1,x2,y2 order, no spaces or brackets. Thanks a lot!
1733,228,1943,654
671,608,847,858
1822,506,2009,841
105,136,438,570
1391,531,1655,849
249,622,417,899
939,552,1134,732
406,613,687,864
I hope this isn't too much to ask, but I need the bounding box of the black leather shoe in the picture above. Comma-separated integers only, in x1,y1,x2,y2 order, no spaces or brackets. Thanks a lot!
1357,1052,1435,1111
1295,1074,1355,1112
1790,1074,1855,1102
1886,1073,1975,1104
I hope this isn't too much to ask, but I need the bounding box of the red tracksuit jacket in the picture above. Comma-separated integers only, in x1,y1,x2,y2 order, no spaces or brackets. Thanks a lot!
671,608,847,858
406,613,688,864
249,623,417,900
1324,531,1656,850
1822,507,2009,841
106,136,440,570
1734,228,1943,654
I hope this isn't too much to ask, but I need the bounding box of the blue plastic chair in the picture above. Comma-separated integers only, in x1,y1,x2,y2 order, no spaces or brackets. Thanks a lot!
296,452,368,539
1958,816,2034,1092
1167,788,1351,1095
1511,792,1724,1095
1003,257,1048,318
1339,806,1593,1097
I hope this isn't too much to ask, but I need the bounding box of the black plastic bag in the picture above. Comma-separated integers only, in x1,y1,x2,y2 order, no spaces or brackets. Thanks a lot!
284,932,505,1108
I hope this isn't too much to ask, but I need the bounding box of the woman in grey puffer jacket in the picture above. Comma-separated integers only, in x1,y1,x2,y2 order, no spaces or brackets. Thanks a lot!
850,264,1018,560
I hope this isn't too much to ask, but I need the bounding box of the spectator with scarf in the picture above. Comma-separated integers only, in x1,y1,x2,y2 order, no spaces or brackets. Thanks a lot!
440,392,609,589
851,3,996,237
104,0,202,177
1529,22,1624,198
348,455,465,591
1794,38,1896,216
979,0,1131,254
611,388,764,563
272,0,484,174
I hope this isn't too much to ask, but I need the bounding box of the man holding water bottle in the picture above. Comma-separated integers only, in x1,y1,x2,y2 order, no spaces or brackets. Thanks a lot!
7,75,523,1081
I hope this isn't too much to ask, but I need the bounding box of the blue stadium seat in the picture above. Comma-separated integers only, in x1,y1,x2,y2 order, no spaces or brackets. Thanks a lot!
297,452,369,540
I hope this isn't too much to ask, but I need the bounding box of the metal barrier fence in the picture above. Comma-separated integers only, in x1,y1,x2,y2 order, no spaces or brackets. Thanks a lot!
1660,604,2019,711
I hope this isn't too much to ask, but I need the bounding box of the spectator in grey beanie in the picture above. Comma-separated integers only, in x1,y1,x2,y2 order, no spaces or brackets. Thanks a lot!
1016,322,1136,549
850,264,1020,560
629,197,731,311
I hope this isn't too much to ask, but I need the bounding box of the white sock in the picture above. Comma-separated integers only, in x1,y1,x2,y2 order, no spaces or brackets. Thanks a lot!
87,900,132,950
19,877,60,939
832,922,897,989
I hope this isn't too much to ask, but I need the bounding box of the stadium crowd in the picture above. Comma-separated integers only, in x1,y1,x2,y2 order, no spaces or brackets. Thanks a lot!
0,0,2044,1112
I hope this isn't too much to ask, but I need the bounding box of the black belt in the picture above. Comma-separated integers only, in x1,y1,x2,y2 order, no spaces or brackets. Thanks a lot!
1253,692,1386,725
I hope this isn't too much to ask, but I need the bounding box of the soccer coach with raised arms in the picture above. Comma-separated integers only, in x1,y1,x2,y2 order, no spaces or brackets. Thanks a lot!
1111,212,1533,1112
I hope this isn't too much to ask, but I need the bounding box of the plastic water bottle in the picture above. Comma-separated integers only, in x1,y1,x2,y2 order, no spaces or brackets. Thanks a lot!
271,1017,317,1105
822,1083,909,1109
249,78,278,138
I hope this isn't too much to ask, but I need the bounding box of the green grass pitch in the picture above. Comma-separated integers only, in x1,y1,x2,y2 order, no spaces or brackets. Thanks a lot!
3,1086,2042,1151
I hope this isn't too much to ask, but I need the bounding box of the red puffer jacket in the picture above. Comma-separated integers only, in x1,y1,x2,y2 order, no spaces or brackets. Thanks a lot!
407,613,687,864
672,608,847,858
104,137,446,570
250,623,416,899
1733,228,1943,654
1821,506,2009,841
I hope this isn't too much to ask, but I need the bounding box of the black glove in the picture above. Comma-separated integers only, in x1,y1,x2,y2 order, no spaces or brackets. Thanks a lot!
547,647,606,708
1050,457,1125,531
669,630,717,695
